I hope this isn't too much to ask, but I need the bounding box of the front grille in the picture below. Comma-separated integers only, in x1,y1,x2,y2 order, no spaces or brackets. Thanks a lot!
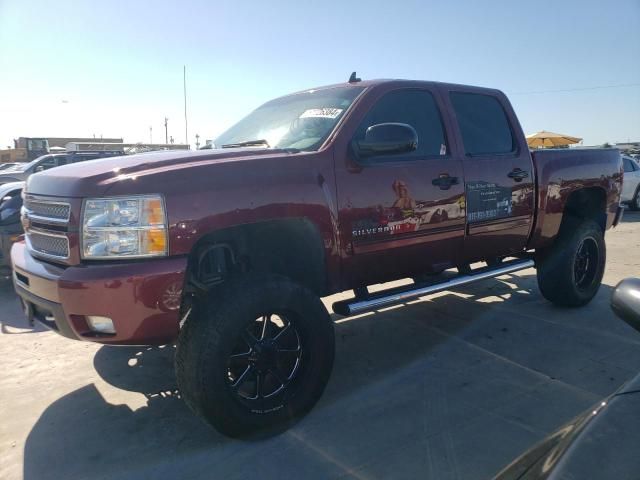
23,196,74,263
24,199,70,222
26,230,70,259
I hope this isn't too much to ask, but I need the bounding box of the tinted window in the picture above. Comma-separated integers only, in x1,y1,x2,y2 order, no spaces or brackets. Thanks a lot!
71,155,97,163
623,158,636,173
355,89,447,159
450,92,514,155
38,156,57,170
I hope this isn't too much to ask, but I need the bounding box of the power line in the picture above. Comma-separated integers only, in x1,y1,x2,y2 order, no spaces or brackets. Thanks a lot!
510,82,640,95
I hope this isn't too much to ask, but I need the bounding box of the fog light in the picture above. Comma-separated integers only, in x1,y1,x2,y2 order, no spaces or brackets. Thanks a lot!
86,316,116,334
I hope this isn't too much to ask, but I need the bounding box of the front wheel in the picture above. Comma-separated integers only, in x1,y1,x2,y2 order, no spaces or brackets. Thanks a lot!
536,217,606,307
175,274,335,437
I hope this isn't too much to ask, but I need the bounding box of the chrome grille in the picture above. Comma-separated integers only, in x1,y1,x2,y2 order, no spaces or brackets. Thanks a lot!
26,230,70,259
24,199,70,222
23,196,72,262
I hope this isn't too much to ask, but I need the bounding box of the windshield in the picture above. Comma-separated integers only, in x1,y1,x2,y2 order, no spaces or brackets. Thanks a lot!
11,159,36,172
11,155,51,172
213,86,364,151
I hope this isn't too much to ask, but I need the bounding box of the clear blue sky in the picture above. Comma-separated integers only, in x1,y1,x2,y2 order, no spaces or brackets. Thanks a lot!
1,0,638,147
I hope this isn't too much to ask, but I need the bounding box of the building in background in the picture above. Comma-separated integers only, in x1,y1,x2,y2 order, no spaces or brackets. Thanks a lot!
14,137,123,149
1,137,123,164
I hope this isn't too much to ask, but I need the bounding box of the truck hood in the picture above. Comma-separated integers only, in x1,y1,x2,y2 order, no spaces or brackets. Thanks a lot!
26,147,295,197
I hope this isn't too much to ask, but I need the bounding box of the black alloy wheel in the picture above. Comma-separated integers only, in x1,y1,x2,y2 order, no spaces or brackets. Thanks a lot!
573,237,599,291
227,313,303,411
175,273,335,437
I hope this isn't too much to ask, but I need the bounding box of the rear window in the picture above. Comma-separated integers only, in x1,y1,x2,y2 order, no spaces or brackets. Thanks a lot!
450,92,515,155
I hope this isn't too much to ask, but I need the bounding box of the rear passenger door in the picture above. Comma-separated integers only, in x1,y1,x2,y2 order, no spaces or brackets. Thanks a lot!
448,91,535,262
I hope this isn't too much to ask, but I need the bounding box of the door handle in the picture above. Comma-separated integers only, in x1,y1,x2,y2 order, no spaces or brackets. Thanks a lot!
432,173,459,190
508,168,529,182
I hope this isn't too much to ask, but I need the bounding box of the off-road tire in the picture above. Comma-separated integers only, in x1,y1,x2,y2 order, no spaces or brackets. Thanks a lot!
536,217,605,307
630,187,640,211
175,273,334,437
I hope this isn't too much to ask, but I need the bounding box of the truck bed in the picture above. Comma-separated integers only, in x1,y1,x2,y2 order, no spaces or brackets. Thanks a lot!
528,148,623,249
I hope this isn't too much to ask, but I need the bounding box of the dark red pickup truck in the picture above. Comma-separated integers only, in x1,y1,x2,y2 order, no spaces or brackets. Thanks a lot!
11,78,623,436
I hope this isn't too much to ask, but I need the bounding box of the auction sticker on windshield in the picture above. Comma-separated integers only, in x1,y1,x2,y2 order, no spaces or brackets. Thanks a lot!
299,108,343,119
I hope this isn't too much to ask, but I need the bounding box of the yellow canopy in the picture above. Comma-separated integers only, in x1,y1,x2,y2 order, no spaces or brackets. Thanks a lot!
526,130,582,148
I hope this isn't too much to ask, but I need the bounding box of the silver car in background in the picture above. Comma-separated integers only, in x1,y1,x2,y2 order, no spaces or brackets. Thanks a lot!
621,155,640,211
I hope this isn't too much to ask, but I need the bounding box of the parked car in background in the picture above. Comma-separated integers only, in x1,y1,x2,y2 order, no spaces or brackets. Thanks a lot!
0,182,24,275
621,155,640,211
0,150,131,269
0,163,21,171
0,148,129,269
0,150,124,186
494,277,640,480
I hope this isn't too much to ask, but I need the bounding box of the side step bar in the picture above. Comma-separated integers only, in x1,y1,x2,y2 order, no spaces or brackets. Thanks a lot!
332,258,535,316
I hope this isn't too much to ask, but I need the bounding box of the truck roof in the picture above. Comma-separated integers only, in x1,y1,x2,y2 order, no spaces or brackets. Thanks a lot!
284,78,504,97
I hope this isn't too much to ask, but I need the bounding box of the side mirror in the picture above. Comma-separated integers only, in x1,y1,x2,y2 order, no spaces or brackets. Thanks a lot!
611,278,640,332
353,123,418,159
0,196,22,226
35,166,44,172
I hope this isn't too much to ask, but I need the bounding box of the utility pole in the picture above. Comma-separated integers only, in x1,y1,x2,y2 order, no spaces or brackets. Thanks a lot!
164,117,169,144
195,134,200,149
149,126,153,143
183,65,189,148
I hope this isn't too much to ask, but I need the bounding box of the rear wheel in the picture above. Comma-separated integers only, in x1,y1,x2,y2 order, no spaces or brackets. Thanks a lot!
175,274,334,437
536,217,605,307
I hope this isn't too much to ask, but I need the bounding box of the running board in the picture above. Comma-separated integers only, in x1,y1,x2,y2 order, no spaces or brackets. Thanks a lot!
332,258,535,316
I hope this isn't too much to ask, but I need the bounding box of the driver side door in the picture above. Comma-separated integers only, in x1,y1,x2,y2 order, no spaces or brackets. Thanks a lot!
335,87,466,287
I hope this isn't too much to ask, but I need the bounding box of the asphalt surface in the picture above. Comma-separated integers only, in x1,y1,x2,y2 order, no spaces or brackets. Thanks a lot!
1,210,639,480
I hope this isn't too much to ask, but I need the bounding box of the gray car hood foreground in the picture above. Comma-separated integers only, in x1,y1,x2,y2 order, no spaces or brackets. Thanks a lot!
494,373,640,479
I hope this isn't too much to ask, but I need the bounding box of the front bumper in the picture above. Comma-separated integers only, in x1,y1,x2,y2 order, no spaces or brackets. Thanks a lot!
11,241,187,345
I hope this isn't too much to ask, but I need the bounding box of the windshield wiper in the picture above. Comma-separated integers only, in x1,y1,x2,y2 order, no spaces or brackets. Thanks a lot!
221,139,270,149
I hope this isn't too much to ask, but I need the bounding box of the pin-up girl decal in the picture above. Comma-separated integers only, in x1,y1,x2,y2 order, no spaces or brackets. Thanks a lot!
392,180,416,210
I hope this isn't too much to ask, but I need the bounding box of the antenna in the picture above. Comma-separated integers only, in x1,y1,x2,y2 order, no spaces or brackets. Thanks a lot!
348,71,361,83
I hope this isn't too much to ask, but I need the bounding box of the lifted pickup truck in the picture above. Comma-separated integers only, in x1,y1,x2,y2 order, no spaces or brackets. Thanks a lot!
11,78,623,437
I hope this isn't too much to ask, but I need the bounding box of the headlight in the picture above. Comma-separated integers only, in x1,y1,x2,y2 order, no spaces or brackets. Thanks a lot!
81,195,168,259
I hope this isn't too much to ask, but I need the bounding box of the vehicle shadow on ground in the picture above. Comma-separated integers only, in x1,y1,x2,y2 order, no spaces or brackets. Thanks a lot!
22,273,628,480
0,278,46,334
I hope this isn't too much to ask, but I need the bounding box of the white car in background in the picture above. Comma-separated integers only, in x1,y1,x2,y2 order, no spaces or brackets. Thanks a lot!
622,155,640,211
0,163,20,171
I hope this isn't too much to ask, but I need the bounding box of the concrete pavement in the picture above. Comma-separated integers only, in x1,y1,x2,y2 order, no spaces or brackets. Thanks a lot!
1,210,639,480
